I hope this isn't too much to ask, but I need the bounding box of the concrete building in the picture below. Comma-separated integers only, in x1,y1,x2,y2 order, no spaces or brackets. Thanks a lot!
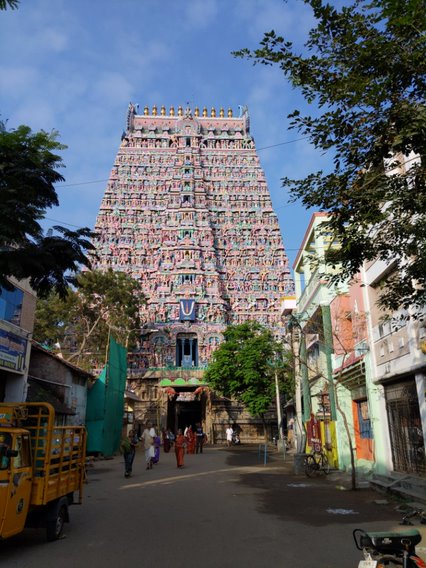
291,212,426,485
28,342,93,425
362,258,426,478
0,278,36,402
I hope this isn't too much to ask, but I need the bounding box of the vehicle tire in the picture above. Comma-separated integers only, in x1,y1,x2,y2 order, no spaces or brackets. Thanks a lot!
305,455,317,477
321,454,330,475
46,503,67,541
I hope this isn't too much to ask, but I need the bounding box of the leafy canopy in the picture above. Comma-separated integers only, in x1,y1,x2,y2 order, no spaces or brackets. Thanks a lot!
0,123,94,297
204,321,293,418
34,269,144,370
0,1,19,9
235,0,426,313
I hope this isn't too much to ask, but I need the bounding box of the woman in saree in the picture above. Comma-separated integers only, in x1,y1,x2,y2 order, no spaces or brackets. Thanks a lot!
175,429,186,468
162,428,170,453
153,433,161,464
186,425,196,454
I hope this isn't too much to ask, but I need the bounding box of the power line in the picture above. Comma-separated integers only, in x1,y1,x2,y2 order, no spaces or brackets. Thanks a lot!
55,136,309,189
257,137,308,151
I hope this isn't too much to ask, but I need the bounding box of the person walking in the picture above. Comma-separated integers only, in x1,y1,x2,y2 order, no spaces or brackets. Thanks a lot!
186,425,196,454
195,422,206,454
162,428,170,453
153,430,161,464
141,421,155,470
226,424,234,447
120,429,138,478
175,429,186,468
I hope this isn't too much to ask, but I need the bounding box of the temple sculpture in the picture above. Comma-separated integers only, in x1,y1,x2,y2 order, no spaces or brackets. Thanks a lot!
92,103,294,443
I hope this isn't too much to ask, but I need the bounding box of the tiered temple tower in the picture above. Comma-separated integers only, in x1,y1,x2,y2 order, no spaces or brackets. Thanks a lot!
92,102,294,442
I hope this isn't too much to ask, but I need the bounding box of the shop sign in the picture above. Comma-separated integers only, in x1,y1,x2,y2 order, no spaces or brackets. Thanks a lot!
0,327,27,373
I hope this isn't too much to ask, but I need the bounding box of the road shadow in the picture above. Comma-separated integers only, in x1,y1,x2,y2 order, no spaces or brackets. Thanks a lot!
226,447,399,527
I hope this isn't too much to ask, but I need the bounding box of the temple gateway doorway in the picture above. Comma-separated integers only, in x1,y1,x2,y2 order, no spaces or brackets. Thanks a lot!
167,389,205,432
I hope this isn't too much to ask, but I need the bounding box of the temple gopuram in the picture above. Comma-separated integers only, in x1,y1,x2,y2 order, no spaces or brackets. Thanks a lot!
92,102,294,443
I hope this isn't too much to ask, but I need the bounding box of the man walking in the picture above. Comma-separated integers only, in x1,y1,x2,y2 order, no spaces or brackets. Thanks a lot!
141,421,155,470
195,422,206,454
120,429,138,478
226,424,233,447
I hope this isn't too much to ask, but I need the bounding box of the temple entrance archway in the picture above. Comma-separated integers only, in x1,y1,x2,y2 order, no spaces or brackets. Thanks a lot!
167,390,205,432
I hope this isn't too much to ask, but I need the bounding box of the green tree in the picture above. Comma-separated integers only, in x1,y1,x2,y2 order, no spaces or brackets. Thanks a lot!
0,122,94,297
204,321,293,440
235,0,426,313
0,1,19,9
34,269,144,370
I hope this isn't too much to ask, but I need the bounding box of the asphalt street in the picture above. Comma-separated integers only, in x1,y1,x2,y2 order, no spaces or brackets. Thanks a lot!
1,445,425,568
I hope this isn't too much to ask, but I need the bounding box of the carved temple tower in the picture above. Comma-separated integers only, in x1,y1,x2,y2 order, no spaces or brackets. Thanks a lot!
92,102,294,442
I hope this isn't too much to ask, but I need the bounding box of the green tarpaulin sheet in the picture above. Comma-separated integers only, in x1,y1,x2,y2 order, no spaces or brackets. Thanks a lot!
86,337,127,456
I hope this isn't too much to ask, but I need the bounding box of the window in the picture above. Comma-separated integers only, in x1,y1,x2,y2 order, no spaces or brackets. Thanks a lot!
356,400,372,439
0,285,24,325
0,432,12,470
13,434,31,469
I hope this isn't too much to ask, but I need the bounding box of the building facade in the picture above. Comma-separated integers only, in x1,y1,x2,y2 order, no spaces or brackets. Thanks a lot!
92,103,293,442
290,212,426,481
0,278,36,402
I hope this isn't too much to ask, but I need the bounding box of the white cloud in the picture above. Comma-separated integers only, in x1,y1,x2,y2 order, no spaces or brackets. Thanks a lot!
0,66,38,95
90,72,135,106
183,0,219,28
35,27,69,53
233,0,314,45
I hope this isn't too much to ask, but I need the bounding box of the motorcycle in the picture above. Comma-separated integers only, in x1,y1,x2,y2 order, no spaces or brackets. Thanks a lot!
354,527,426,567
232,433,241,445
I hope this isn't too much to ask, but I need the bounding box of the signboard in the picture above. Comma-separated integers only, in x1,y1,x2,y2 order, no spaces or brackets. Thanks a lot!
179,299,196,321
0,327,27,374
306,413,322,452
176,391,196,402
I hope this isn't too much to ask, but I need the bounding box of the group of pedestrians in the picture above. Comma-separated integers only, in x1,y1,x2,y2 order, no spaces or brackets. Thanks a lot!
120,421,207,476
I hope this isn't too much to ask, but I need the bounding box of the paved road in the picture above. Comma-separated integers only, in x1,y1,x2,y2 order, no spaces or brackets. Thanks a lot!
1,446,425,568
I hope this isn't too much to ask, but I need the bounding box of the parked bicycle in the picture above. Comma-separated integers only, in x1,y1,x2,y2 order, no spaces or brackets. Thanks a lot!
354,527,426,567
304,449,330,477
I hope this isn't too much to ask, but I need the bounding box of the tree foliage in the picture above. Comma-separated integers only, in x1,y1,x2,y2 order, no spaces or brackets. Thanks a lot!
204,321,293,420
0,0,19,9
34,269,144,370
235,0,426,313
0,123,94,297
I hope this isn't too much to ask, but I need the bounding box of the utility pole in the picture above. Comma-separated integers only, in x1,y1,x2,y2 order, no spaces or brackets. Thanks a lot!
274,367,286,459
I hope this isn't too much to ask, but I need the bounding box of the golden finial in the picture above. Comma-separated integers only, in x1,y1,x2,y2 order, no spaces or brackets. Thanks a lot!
160,105,166,116
211,107,216,117
228,108,233,117
144,105,149,116
194,107,200,117
152,105,158,116
170,106,175,116
202,107,208,117
178,105,183,116
219,107,225,117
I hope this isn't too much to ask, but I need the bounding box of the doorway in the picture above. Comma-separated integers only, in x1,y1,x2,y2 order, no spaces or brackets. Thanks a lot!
167,394,205,433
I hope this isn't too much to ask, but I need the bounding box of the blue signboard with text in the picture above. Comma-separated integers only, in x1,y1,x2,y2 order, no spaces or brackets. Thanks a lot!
0,327,27,373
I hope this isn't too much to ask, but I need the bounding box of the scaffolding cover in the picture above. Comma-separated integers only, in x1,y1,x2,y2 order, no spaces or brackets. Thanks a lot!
86,337,127,456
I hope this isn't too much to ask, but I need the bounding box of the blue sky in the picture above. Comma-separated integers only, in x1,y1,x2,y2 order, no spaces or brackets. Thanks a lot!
0,0,328,269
